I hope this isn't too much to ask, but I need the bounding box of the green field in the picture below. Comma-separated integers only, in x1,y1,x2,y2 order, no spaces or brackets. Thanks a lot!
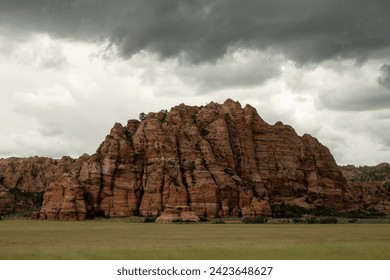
0,219,389,260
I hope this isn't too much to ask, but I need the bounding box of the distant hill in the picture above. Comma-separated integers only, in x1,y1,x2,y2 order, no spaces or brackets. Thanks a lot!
340,163,390,186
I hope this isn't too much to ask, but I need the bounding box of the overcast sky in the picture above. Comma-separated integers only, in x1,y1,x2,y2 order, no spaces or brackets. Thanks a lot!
1,0,390,166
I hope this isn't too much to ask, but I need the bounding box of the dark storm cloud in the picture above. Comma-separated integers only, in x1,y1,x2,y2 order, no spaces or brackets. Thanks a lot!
319,88,390,111
378,64,390,89
0,0,112,40
1,0,390,64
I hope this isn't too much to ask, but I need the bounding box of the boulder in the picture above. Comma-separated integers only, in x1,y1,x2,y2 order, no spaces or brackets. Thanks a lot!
156,205,200,223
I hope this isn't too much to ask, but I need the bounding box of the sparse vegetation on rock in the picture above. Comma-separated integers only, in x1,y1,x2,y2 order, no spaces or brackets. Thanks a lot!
139,112,146,122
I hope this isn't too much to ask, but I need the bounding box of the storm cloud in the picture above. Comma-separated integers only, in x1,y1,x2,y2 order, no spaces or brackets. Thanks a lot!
378,64,390,89
1,1,390,165
319,88,390,111
1,0,390,64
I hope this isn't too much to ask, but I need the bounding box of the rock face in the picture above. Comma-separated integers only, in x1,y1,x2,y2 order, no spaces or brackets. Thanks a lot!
0,155,88,214
40,174,87,221
340,164,390,214
1,99,389,220
40,99,363,219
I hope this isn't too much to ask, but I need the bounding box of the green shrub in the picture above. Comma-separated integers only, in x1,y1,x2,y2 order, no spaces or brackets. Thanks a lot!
344,210,385,219
348,218,358,223
213,219,225,224
159,109,168,123
139,112,146,121
199,216,209,222
86,210,106,219
319,217,338,224
271,203,307,218
305,217,319,224
172,220,197,224
292,218,304,224
310,207,338,217
242,216,268,224
344,210,365,219
8,189,44,210
144,217,155,223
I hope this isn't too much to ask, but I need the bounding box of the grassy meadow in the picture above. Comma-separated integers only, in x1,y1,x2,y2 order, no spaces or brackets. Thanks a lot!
0,219,389,260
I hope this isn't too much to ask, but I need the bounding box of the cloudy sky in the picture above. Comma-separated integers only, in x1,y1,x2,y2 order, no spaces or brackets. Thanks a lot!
1,0,390,166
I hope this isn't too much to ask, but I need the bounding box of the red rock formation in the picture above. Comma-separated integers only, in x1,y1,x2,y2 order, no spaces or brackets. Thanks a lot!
40,174,87,221
0,155,89,214
52,99,363,220
2,100,389,220
340,163,390,213
348,182,390,214
0,184,12,213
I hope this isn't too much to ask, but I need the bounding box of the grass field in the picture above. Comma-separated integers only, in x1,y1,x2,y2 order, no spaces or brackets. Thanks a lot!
0,219,389,260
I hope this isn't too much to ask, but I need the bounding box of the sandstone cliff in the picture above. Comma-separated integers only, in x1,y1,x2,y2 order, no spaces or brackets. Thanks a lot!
1,99,389,220
39,99,365,219
0,155,88,214
340,163,390,214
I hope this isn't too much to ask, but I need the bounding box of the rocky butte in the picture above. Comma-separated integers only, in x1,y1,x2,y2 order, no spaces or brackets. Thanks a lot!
0,99,389,221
